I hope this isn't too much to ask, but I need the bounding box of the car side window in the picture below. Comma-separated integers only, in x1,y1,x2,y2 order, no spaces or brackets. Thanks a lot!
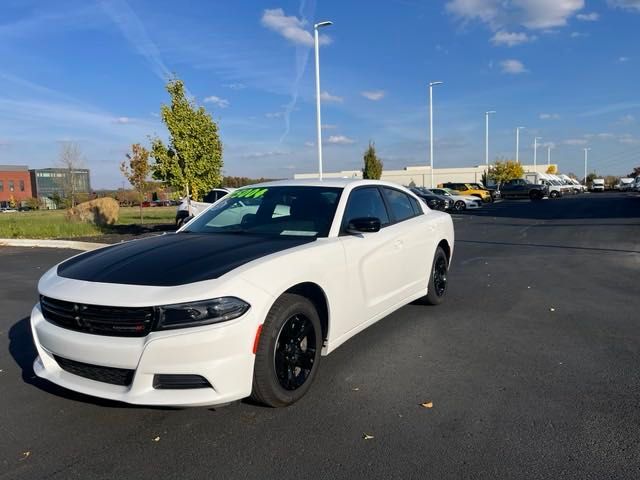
383,187,416,223
408,195,423,215
343,187,390,227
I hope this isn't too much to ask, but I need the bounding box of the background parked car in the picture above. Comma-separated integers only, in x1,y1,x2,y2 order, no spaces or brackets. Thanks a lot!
439,182,492,203
467,182,501,201
409,187,449,211
430,188,483,211
500,178,548,200
175,187,235,227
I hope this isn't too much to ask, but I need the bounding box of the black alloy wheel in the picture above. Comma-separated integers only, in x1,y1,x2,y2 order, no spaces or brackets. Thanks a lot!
273,314,316,391
422,246,449,305
251,293,322,407
454,200,466,211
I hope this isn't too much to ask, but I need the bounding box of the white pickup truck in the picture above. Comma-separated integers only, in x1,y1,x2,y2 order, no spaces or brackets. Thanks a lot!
175,188,235,227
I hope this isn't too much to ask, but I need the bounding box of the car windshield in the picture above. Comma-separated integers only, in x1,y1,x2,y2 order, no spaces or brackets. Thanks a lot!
183,186,342,237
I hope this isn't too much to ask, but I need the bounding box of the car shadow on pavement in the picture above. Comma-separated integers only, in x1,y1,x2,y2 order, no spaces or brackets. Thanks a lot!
8,316,179,410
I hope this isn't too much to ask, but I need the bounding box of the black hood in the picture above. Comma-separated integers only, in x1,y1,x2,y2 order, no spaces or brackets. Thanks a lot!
57,233,315,286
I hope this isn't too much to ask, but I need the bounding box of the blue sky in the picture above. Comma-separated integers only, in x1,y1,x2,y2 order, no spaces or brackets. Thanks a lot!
0,0,639,188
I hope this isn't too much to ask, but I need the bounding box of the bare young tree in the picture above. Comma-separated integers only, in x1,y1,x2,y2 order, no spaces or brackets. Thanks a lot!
58,142,85,207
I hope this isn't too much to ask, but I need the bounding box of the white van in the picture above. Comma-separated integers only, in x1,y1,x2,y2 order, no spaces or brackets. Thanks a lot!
617,178,634,191
591,178,605,192
524,172,564,198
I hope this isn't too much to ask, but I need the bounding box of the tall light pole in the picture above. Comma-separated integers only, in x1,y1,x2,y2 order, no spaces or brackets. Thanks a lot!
533,136,542,170
547,145,552,166
583,148,591,185
485,111,496,170
314,20,332,180
429,81,443,188
515,126,525,163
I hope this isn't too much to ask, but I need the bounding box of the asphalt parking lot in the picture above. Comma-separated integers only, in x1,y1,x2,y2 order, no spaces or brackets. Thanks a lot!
1,192,639,480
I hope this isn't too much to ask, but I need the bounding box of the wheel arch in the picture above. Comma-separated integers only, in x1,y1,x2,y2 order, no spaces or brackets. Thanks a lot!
280,282,330,347
437,238,452,265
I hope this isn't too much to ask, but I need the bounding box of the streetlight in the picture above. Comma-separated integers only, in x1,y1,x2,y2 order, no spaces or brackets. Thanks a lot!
547,144,552,166
533,136,542,170
314,20,332,180
584,148,591,185
515,126,525,163
485,111,496,170
429,81,443,188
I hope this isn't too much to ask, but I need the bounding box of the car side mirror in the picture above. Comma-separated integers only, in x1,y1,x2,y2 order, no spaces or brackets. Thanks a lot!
346,217,381,234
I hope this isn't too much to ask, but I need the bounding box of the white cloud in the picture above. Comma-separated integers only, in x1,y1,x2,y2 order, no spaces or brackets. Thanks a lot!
241,150,288,159
500,59,527,74
618,56,630,62
539,113,560,120
491,30,534,46
203,96,229,108
618,133,640,144
361,90,386,101
446,0,585,31
222,83,246,90
320,91,343,103
607,0,640,12
570,31,588,37
563,138,588,145
596,133,616,139
576,12,599,20
618,114,635,124
113,116,131,124
100,0,172,82
321,124,337,129
265,111,283,118
304,141,315,147
326,135,355,145
261,8,331,47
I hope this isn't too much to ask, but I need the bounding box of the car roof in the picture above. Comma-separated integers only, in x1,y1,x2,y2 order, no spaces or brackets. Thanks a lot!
239,178,407,190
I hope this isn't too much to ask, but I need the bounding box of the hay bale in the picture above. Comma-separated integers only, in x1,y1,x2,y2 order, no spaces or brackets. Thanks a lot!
67,197,119,226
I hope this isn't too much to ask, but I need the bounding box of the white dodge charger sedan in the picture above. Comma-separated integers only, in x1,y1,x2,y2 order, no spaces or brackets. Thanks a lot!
31,179,454,407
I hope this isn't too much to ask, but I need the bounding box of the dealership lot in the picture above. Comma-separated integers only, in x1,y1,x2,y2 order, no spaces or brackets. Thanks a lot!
1,192,639,479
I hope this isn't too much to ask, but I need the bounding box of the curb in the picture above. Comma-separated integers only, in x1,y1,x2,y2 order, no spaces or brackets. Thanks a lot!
0,238,109,251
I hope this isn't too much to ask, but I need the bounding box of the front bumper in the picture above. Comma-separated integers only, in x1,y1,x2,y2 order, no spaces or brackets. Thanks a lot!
31,303,258,407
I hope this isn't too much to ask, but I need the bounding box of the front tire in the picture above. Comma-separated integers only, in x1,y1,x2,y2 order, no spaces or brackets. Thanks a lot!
550,190,559,198
251,293,322,407
423,246,449,305
454,200,466,211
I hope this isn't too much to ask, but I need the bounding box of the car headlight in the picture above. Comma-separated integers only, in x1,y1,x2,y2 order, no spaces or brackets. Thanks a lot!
156,297,250,330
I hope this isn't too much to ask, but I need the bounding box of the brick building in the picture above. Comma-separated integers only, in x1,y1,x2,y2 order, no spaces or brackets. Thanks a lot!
0,165,33,207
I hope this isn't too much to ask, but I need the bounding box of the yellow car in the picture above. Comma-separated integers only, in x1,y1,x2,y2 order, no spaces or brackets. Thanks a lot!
439,183,492,203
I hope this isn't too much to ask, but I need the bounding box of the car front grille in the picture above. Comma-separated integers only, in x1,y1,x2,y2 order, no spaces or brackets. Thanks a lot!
40,296,154,337
53,355,134,386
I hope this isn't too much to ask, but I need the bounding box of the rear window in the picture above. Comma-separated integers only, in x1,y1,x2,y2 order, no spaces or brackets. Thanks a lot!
383,187,416,222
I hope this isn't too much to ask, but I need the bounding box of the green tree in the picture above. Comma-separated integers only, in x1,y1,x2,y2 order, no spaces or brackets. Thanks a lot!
362,142,383,180
151,78,223,212
546,165,557,174
488,160,524,186
585,172,597,186
628,166,640,178
121,143,151,223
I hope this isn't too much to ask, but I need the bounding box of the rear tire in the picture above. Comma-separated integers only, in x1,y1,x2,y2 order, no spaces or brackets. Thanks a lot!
529,190,543,201
423,246,449,306
550,190,559,198
251,294,322,407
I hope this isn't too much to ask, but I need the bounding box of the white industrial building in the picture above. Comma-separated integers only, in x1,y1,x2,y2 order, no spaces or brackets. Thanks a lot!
294,164,558,187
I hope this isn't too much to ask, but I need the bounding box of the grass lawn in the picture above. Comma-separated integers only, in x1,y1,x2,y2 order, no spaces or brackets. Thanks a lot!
0,206,176,239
